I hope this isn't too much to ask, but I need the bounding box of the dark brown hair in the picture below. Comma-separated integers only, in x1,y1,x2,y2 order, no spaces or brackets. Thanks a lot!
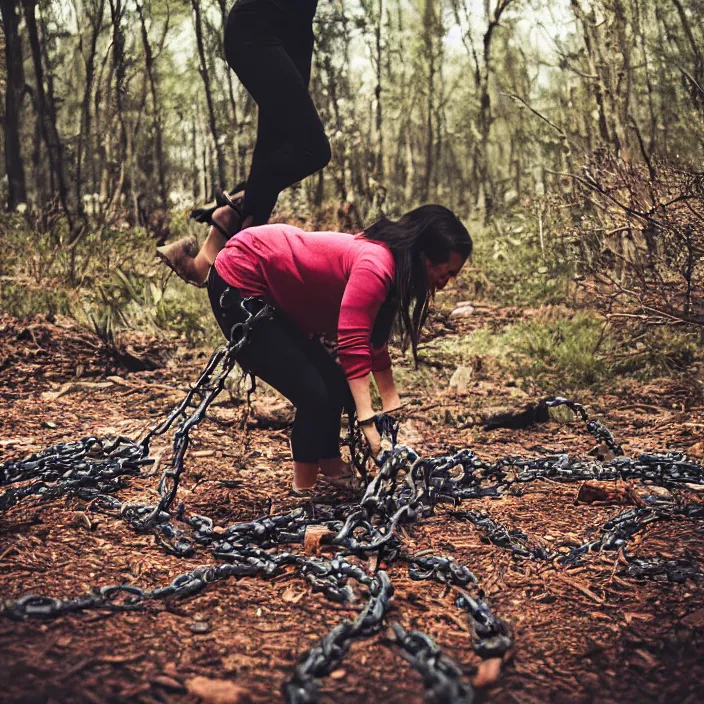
364,204,472,365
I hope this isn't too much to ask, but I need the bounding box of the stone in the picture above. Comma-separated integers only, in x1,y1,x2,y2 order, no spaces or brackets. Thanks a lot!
449,305,475,319
186,677,251,704
449,366,473,394
190,620,211,634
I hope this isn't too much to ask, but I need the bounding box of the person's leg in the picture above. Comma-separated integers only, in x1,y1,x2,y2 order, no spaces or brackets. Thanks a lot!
157,191,246,286
225,2,330,225
282,4,317,87
158,2,326,284
208,270,340,489
189,192,254,283
299,338,355,479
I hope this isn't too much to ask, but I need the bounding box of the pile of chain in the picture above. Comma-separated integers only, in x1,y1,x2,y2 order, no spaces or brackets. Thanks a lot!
2,300,704,703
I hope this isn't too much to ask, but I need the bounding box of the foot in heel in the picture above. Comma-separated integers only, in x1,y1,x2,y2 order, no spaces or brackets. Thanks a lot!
156,235,205,287
190,188,246,240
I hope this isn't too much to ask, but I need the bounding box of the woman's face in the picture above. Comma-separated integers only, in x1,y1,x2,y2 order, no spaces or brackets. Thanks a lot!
425,252,466,291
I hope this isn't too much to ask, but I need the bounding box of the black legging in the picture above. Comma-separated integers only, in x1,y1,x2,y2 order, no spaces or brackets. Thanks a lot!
208,268,353,463
224,0,330,225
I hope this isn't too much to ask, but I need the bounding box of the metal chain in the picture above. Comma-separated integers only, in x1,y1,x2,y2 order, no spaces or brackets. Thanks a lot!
385,622,474,704
2,316,704,703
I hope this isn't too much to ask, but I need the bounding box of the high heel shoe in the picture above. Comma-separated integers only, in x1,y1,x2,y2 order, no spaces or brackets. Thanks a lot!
190,183,247,239
156,235,206,287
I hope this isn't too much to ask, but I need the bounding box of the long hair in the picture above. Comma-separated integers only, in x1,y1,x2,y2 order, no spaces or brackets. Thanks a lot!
363,204,472,365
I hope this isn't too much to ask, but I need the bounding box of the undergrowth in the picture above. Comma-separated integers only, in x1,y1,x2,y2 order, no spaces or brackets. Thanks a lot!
1,204,701,395
414,309,701,393
456,207,577,307
1,210,221,347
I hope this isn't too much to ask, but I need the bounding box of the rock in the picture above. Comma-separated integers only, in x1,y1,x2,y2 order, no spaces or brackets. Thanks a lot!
548,404,577,425
190,620,211,634
303,525,333,556
472,658,502,688
576,480,645,507
186,677,251,704
449,366,473,394
449,305,475,319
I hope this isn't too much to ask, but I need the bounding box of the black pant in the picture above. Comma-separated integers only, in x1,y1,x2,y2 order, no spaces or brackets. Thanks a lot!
208,268,353,463
224,0,330,225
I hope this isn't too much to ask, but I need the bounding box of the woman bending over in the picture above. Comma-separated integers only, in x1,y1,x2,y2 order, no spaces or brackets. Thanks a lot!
207,204,472,493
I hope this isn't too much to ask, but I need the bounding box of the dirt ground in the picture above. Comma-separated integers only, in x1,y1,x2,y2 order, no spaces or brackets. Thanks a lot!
1,310,703,704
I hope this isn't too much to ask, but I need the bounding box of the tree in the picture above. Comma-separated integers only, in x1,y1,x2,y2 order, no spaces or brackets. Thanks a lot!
23,0,73,226
191,0,226,191
1,0,28,210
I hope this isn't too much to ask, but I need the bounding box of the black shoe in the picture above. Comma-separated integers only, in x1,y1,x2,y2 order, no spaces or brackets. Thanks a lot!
190,183,246,239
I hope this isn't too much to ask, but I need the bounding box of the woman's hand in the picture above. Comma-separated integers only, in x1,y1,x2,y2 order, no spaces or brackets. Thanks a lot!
359,420,382,456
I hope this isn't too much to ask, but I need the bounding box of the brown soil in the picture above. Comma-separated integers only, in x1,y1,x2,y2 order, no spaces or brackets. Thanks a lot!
1,312,703,704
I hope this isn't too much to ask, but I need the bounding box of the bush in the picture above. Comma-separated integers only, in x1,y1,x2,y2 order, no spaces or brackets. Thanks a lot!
455,209,577,307
0,209,219,347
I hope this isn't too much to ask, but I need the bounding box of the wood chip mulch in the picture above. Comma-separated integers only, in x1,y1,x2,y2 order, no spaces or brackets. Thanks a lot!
1,313,703,704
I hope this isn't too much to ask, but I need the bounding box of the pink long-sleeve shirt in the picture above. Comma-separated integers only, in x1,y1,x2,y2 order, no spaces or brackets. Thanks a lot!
214,224,395,379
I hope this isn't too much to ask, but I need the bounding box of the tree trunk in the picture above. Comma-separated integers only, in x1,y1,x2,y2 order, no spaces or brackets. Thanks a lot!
362,0,384,182
107,0,130,219
75,0,105,217
217,0,240,185
137,0,168,209
1,0,28,210
421,0,438,198
570,0,630,154
671,0,704,111
23,0,73,226
191,119,200,201
103,0,129,220
192,0,226,190
477,0,515,221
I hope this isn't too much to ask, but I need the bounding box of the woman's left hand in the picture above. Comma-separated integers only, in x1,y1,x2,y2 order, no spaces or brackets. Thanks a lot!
359,420,382,456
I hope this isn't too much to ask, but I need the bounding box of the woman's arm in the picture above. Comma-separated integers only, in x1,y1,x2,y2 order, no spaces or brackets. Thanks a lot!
372,367,401,412
348,374,381,455
348,374,374,420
